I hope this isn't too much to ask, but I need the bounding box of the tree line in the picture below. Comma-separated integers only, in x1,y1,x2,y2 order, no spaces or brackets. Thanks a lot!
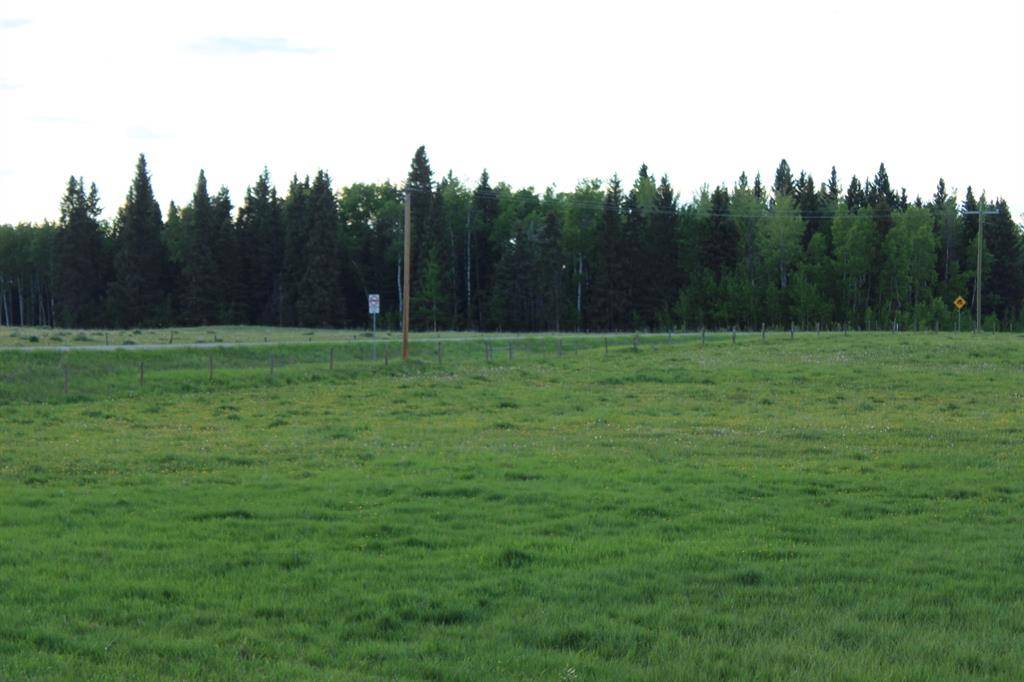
0,148,1021,331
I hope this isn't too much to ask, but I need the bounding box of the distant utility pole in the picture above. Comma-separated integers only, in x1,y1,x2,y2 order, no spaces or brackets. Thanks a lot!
965,199,999,332
402,187,412,360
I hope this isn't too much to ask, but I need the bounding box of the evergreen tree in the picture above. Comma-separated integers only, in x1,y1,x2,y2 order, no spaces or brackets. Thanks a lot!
845,175,865,212
930,178,961,289
468,170,499,329
697,186,739,280
826,166,841,203
961,186,979,258
176,170,222,325
867,163,896,241
623,165,655,327
211,185,242,322
406,146,434,329
237,168,284,324
281,175,311,325
772,159,794,198
536,189,566,330
642,174,680,325
109,154,169,326
56,177,109,326
794,172,820,245
296,171,341,326
591,175,626,329
979,199,1023,321
753,173,765,201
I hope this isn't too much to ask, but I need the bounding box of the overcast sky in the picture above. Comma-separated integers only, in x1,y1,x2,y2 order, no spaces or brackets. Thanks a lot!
1,0,1021,224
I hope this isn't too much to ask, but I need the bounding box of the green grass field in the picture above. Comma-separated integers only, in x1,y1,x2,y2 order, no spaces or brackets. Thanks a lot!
1,331,1022,680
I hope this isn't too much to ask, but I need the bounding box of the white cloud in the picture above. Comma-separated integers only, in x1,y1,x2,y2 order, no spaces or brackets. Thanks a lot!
0,17,30,29
188,36,322,56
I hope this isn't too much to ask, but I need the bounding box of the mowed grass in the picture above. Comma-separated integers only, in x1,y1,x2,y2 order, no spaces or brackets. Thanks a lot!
1,332,1022,680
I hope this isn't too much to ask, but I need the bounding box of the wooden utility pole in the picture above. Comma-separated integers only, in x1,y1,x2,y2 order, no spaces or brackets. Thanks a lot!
965,200,999,332
402,188,412,360
978,206,983,332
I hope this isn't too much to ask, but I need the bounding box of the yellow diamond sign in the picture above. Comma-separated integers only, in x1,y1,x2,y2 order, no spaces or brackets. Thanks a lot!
953,296,967,311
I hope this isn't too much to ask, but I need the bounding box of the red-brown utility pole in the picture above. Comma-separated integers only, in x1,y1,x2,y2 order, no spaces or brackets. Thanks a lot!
402,187,412,359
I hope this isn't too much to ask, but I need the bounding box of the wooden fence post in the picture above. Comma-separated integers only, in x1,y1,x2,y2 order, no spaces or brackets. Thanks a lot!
139,361,144,388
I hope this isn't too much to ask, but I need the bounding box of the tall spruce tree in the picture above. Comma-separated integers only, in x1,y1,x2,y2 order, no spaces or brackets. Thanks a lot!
930,178,960,288
772,159,794,198
56,177,109,326
697,186,739,280
826,167,841,203
469,170,499,329
642,174,680,325
752,173,765,201
794,172,820,245
109,154,169,326
296,171,342,326
845,175,865,212
979,199,1023,322
867,163,896,240
591,176,626,329
536,189,566,330
281,175,311,325
237,168,284,324
176,170,222,325
406,146,434,328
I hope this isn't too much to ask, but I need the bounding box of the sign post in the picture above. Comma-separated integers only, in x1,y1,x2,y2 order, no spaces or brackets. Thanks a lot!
368,293,380,360
953,296,966,332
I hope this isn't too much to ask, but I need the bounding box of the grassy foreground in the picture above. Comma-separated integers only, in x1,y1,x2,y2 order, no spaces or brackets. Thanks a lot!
1,332,1022,680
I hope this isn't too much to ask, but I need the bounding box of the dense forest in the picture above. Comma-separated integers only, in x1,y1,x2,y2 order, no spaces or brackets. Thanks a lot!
0,148,1021,332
